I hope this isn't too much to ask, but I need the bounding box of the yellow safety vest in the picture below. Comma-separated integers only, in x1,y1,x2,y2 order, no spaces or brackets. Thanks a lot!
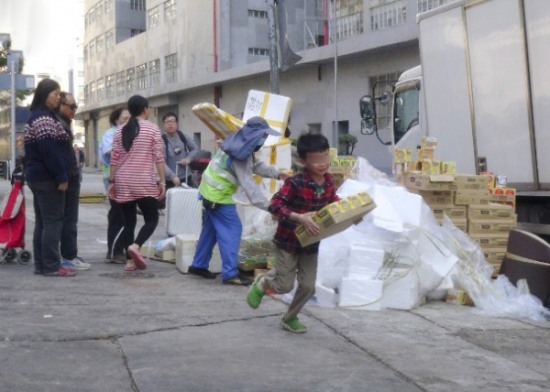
199,149,239,204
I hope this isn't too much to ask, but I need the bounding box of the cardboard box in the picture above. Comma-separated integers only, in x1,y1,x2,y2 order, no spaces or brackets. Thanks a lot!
255,139,292,169
242,90,292,146
447,218,467,232
483,247,507,263
403,173,454,191
192,102,243,139
469,233,509,248
418,190,455,205
421,136,437,150
468,218,516,234
468,203,514,220
454,174,488,186
446,289,474,306
330,156,357,174
421,159,441,175
454,189,490,205
431,204,467,219
417,148,434,161
394,148,412,164
440,161,456,174
295,192,376,247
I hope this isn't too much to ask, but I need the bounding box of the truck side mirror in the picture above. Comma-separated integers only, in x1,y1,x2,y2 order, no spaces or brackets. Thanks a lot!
359,95,376,135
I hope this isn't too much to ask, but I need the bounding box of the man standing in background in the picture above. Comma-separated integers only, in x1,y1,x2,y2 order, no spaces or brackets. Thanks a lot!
57,92,91,271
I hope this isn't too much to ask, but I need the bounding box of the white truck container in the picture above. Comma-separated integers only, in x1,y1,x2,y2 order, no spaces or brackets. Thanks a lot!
360,0,550,236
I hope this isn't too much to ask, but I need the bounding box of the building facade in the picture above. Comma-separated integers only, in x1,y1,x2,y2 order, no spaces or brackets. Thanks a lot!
81,0,455,172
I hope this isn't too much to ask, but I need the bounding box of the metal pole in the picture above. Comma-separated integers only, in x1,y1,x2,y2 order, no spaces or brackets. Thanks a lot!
267,0,280,94
332,0,339,145
10,59,16,178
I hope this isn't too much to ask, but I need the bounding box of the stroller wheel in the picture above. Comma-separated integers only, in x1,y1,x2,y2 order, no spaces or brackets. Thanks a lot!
5,248,17,262
17,250,32,265
0,249,7,264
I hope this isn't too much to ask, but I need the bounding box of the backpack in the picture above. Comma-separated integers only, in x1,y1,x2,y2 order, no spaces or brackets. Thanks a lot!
162,130,190,154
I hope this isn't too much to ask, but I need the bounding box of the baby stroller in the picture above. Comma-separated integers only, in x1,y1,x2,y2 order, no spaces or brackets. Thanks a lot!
0,170,32,264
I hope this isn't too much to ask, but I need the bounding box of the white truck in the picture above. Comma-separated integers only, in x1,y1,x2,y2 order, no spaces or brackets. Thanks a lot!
360,0,550,236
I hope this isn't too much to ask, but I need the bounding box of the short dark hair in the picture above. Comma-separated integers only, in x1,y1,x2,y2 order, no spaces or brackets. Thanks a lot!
30,78,60,111
59,91,73,103
297,133,330,159
109,106,128,126
162,112,178,122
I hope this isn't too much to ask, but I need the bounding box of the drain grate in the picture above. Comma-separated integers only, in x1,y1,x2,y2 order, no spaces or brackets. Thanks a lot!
99,272,155,279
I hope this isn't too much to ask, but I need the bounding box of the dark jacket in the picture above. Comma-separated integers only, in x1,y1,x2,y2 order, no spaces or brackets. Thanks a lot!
23,110,75,184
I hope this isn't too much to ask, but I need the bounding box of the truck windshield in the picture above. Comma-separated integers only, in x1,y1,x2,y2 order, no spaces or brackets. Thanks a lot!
393,87,419,144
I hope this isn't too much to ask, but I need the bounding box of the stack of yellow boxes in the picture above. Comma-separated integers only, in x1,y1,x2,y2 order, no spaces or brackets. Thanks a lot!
329,151,356,189
396,137,517,276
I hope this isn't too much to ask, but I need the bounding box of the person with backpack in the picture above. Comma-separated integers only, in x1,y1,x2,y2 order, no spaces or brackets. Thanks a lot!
188,117,289,285
162,112,199,188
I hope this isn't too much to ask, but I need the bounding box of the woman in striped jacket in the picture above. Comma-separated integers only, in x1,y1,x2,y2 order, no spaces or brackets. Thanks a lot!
108,95,166,272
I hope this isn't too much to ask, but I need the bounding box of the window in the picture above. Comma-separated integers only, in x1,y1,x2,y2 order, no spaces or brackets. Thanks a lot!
248,9,268,19
369,72,400,130
417,0,455,13
104,0,113,16
84,85,89,103
83,45,88,62
89,40,95,59
136,63,148,89
248,48,269,56
148,5,161,29
96,35,104,55
105,29,114,50
89,81,96,102
131,29,145,37
126,68,135,92
370,0,407,31
165,53,178,83
164,0,177,20
106,74,115,98
96,78,105,100
116,71,125,96
95,1,103,20
130,0,146,11
149,59,160,87
333,0,363,40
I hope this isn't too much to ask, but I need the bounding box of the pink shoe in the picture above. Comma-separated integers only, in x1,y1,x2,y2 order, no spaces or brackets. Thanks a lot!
127,247,147,270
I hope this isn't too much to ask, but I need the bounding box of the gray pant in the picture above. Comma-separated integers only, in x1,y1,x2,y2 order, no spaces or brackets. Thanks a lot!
262,247,318,321
28,181,65,274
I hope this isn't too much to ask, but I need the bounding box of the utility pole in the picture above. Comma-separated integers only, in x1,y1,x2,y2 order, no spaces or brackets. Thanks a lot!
267,0,279,94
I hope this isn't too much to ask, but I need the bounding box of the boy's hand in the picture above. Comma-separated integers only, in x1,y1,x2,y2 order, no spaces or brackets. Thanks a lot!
298,212,320,236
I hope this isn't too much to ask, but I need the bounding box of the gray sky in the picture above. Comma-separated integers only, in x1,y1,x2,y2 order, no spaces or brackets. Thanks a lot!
0,0,84,87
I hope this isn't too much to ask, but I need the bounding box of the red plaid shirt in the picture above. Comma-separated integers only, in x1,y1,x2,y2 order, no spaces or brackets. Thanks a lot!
269,170,340,254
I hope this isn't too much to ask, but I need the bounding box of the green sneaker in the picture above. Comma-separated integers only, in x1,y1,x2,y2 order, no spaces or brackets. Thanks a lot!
280,317,307,334
246,274,266,309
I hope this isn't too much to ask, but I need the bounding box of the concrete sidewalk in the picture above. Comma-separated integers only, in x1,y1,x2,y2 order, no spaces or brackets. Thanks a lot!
0,173,548,392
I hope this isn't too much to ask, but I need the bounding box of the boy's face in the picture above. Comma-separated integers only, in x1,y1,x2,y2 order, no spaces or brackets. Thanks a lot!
302,150,331,176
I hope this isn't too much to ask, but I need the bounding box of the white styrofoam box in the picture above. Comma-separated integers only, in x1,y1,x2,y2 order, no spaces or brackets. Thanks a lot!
175,234,222,274
255,141,292,170
338,277,383,310
346,244,385,277
381,268,420,310
371,186,423,232
314,283,338,308
242,90,293,146
416,231,459,278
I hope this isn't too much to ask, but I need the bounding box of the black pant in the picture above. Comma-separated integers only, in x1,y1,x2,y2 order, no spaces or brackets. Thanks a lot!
119,197,159,248
60,175,80,261
28,181,65,274
107,198,128,257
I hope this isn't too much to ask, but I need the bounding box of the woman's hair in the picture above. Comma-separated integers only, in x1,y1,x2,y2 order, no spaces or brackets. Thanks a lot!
109,106,128,126
121,95,148,152
30,78,60,111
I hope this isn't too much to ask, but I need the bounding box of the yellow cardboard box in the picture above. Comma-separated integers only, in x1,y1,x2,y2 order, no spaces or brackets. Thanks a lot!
403,173,454,191
394,148,412,164
421,160,441,175
418,190,455,205
469,233,510,248
440,161,456,175
468,203,514,220
454,174,488,186
295,192,376,247
454,189,490,205
468,218,516,234
421,136,438,150
431,204,467,219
